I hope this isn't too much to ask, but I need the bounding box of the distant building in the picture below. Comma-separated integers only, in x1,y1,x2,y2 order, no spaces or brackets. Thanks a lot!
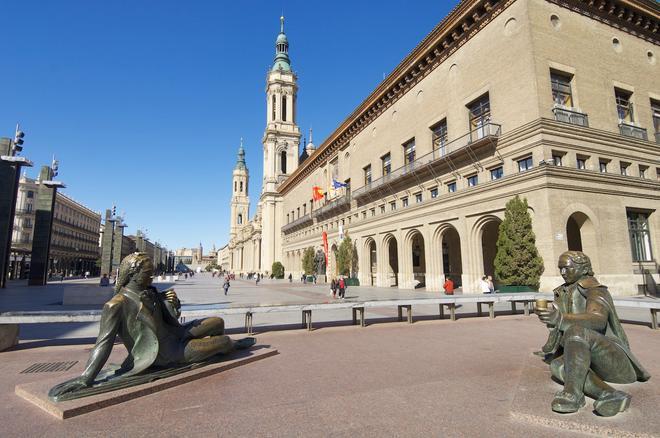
174,243,218,271
10,174,102,279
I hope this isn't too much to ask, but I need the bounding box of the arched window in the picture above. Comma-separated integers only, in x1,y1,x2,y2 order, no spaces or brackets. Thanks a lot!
282,95,287,122
271,95,276,121
281,150,287,174
238,214,243,225
240,181,243,192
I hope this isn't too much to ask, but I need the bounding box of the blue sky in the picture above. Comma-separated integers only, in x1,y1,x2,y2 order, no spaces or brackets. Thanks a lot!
1,0,458,251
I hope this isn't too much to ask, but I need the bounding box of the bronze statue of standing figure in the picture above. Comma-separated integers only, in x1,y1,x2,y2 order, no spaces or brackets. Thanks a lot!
535,251,650,416
49,252,255,401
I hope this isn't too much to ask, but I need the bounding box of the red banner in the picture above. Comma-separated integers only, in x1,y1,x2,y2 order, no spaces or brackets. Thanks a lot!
322,231,328,266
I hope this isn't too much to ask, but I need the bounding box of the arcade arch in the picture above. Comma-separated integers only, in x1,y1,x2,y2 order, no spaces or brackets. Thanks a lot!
382,234,399,287
432,225,462,288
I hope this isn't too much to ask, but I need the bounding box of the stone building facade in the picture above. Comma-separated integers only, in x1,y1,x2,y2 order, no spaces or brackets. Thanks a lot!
277,0,659,296
226,0,659,295
10,174,101,279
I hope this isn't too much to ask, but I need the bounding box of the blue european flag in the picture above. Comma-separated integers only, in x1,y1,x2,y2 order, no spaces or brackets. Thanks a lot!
332,179,348,189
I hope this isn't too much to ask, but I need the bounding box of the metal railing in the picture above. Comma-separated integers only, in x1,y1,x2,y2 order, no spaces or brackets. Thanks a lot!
281,213,313,234
312,195,351,219
619,123,648,141
353,122,501,199
553,107,589,127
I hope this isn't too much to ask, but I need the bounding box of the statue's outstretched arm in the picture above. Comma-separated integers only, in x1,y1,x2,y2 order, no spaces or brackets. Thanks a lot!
80,299,123,384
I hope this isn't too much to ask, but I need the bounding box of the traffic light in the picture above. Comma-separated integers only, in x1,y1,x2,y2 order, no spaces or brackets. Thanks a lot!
51,157,59,178
12,124,25,154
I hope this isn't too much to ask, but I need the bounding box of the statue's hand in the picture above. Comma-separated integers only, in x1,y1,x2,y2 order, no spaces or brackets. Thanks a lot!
49,376,91,398
535,307,560,327
164,290,181,309
163,289,181,318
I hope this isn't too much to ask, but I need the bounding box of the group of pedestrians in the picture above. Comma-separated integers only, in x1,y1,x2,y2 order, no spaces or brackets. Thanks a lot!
330,277,347,299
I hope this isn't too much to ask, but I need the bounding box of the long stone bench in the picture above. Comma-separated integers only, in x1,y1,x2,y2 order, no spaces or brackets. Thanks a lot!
1,294,658,342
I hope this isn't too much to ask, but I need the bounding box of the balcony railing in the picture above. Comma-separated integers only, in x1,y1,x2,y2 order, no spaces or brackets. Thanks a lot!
553,107,589,127
353,122,501,199
619,123,648,141
312,195,351,220
281,213,313,234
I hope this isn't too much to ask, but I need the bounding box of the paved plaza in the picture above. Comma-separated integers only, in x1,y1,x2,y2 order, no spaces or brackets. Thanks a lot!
1,273,657,342
0,275,658,436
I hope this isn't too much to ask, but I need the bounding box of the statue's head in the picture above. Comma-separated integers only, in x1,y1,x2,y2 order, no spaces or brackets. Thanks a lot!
115,252,154,293
558,250,593,285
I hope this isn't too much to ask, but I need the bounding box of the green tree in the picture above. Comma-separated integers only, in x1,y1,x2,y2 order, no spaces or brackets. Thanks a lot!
337,235,354,276
302,247,315,275
271,261,285,279
494,195,545,289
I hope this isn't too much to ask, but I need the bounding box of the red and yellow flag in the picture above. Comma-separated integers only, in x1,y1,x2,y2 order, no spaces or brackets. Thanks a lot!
312,186,325,201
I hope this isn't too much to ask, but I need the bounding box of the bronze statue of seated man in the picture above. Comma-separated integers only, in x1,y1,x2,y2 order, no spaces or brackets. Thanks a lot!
49,252,255,401
536,251,650,417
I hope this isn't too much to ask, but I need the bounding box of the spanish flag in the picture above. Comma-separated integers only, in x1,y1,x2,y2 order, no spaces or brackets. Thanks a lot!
312,186,325,201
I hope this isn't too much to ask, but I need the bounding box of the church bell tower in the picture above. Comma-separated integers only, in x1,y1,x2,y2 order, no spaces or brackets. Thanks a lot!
230,139,250,240
262,15,301,193
259,16,301,274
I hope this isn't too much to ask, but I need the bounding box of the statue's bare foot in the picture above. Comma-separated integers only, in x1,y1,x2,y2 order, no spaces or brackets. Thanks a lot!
593,390,631,417
234,337,256,350
552,390,585,413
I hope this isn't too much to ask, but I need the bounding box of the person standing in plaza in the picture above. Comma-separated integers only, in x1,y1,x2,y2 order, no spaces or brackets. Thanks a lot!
223,277,230,295
338,277,346,299
330,278,337,298
487,275,495,294
443,277,454,295
479,276,491,294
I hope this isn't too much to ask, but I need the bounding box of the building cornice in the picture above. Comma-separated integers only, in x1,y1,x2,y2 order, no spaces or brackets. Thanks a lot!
546,0,659,43
277,0,658,195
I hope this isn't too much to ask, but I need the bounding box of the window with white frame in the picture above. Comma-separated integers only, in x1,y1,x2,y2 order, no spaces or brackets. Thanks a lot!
518,157,533,172
431,119,448,156
627,210,653,261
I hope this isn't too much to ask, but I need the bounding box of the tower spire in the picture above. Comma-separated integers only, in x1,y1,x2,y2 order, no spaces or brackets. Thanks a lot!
272,16,291,72
235,138,246,170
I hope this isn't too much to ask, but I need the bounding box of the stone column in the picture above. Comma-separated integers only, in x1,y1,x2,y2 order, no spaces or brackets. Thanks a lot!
0,138,32,288
100,209,115,276
28,166,63,286
0,139,19,288
112,221,126,273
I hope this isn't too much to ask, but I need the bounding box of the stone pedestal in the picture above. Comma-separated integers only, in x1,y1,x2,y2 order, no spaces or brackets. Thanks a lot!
16,347,278,419
0,324,19,352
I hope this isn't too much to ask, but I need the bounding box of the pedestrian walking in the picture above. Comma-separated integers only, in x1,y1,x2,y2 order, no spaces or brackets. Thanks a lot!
330,278,337,298
256,275,260,286
338,277,346,299
223,278,230,295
